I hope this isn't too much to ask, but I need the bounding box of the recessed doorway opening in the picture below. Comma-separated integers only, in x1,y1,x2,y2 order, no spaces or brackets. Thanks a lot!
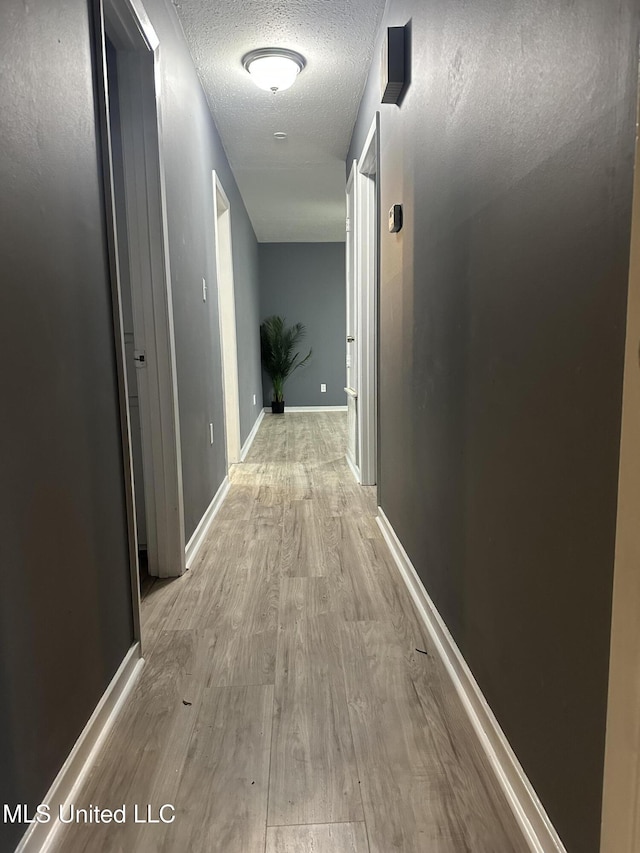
213,172,242,468
97,0,186,597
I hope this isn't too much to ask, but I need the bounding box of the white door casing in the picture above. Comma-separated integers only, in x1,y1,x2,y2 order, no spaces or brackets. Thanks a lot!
213,172,242,467
101,0,186,584
345,159,359,478
355,114,380,488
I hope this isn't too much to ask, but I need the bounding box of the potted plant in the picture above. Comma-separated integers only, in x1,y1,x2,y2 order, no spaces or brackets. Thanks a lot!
260,315,312,414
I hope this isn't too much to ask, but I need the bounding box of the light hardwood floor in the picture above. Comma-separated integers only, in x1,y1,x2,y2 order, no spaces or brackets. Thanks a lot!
53,413,527,853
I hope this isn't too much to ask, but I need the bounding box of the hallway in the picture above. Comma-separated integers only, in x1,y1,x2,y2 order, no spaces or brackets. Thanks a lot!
54,414,526,853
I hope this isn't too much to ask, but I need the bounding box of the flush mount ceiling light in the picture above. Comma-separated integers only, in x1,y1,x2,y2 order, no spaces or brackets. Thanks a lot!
242,48,306,93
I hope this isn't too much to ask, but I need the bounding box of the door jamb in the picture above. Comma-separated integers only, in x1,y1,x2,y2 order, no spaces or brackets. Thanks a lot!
96,0,186,585
345,159,360,480
356,113,380,488
212,172,242,467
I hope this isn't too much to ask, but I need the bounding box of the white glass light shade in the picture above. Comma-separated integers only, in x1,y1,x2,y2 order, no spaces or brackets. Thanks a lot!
243,49,306,93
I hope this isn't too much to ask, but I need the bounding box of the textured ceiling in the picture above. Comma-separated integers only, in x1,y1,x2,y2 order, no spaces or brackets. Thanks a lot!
172,0,387,242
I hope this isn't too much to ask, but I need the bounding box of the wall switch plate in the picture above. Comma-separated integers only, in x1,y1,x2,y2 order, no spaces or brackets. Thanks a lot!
209,422,214,444
202,278,207,302
253,394,256,405
321,383,327,393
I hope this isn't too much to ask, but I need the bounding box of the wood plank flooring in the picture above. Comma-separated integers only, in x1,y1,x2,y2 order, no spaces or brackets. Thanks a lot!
52,413,528,853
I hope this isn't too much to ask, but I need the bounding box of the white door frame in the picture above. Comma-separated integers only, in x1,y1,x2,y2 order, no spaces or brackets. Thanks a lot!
212,172,241,466
600,101,640,853
98,0,186,584
345,160,360,481
356,114,380,487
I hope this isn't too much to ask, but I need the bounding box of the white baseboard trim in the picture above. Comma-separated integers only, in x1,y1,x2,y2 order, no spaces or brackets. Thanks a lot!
345,452,361,484
16,643,144,853
263,405,348,413
185,476,230,569
240,409,265,462
376,508,567,853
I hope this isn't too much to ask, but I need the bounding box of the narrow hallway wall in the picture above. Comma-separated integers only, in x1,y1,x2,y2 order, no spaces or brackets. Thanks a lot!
0,3,134,850
349,2,639,851
259,243,346,407
143,0,262,539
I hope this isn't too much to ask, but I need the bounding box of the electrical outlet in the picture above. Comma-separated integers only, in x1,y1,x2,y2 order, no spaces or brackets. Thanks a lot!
209,422,214,444
253,394,256,406
321,383,327,393
202,278,207,302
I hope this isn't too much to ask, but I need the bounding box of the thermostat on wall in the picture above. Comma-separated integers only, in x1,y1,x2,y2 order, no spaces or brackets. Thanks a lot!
389,204,403,233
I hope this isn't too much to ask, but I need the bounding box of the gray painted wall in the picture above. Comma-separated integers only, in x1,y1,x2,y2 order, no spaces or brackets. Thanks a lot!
0,0,262,847
143,0,262,539
349,3,638,852
0,3,134,850
259,243,346,407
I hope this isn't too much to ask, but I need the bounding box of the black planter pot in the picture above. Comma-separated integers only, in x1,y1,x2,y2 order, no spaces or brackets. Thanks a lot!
271,400,285,414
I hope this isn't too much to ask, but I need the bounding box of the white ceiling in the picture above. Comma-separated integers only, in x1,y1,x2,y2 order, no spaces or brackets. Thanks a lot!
172,0,387,242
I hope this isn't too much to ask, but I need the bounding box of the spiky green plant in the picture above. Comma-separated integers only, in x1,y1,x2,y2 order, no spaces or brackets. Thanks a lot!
260,315,312,403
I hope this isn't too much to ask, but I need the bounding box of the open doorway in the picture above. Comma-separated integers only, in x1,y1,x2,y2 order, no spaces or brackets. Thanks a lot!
600,97,640,853
346,113,380,488
345,160,360,479
104,37,151,588
96,0,185,585
213,173,242,467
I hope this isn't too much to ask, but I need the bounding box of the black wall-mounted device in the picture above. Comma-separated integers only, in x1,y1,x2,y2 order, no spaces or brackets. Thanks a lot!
381,26,406,104
389,204,403,233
